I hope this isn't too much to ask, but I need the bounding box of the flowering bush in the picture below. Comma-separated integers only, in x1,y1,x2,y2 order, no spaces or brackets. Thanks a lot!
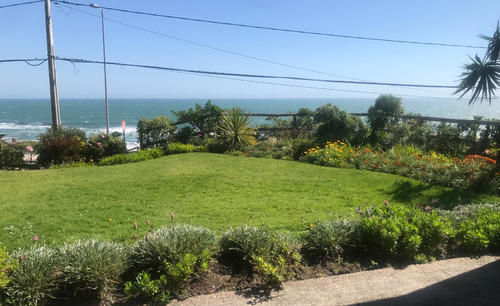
83,133,127,163
36,126,86,166
301,142,499,195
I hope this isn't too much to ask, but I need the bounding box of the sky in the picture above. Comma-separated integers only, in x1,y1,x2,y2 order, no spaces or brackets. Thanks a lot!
1,0,500,100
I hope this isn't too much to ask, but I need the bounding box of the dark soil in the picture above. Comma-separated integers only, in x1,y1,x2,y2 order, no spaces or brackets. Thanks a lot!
48,258,366,306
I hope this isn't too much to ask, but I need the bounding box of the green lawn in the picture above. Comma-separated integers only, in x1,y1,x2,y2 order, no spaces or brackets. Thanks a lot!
1,153,499,251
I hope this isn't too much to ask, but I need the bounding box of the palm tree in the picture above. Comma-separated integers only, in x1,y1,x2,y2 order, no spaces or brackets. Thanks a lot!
455,22,500,105
219,108,256,149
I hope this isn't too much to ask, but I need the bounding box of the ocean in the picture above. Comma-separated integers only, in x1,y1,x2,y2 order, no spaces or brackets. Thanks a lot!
1,98,500,148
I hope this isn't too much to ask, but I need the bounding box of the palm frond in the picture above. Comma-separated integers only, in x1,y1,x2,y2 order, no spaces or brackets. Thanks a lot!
479,21,500,62
455,55,500,105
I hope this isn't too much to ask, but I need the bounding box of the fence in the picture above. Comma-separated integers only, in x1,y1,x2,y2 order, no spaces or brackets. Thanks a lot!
248,112,500,139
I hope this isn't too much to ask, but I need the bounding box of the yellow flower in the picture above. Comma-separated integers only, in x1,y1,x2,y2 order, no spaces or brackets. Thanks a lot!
108,218,112,221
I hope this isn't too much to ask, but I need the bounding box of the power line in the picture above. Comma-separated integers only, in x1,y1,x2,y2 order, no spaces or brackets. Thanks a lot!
0,57,457,89
4,57,496,101
54,0,484,49
56,57,457,89
0,0,43,9
54,1,452,97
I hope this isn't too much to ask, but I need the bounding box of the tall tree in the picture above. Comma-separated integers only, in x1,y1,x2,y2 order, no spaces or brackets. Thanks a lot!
455,22,500,104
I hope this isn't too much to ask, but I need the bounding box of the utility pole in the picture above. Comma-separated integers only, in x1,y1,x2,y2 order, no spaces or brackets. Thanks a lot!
90,4,110,135
44,0,61,128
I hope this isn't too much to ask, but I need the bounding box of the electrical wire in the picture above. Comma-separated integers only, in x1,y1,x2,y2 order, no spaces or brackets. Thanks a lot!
0,0,43,9
0,58,46,64
56,57,457,88
53,0,485,49
4,57,497,101
52,1,455,97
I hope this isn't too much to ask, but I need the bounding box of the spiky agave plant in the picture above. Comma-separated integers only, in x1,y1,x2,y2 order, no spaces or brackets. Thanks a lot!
219,107,256,149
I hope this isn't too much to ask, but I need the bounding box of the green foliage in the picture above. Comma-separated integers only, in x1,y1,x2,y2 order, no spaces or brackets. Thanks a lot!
83,133,127,163
172,100,223,142
99,148,165,165
204,138,231,153
0,247,14,292
125,271,170,304
137,116,173,149
165,142,205,155
385,118,434,150
219,108,257,149
219,226,301,284
36,126,86,166
130,225,216,274
367,95,404,146
7,246,57,306
301,142,500,195
128,225,214,300
303,220,360,260
0,145,24,170
55,239,130,297
313,104,368,146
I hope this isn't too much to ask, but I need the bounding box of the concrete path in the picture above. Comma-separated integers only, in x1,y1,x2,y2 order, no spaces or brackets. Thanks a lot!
171,256,500,306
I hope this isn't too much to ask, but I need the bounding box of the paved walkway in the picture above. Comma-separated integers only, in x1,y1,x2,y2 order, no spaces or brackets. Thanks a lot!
171,256,500,306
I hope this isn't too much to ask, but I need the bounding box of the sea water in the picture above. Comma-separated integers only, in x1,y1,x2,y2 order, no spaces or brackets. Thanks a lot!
1,98,500,147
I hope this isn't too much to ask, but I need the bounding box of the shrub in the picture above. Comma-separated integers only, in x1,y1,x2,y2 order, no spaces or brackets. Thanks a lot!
0,145,24,170
6,246,58,306
36,126,86,166
358,204,425,261
313,104,368,146
99,148,165,166
172,100,223,142
130,225,215,274
444,205,500,254
124,271,170,304
55,239,130,298
83,133,127,163
165,142,204,155
128,225,215,300
0,247,15,301
367,94,404,146
205,138,231,153
303,220,360,260
219,226,301,284
137,116,174,149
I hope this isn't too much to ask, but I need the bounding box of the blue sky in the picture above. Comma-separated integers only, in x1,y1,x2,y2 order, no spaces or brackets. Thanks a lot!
1,0,499,99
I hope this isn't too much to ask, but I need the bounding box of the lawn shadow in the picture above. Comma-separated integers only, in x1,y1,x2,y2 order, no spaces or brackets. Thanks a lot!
355,259,500,306
387,180,496,209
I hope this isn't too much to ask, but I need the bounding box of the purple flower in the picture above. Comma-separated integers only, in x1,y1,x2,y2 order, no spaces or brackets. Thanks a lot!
33,236,38,241
425,206,432,211
26,146,33,153
431,200,437,205
356,206,361,214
